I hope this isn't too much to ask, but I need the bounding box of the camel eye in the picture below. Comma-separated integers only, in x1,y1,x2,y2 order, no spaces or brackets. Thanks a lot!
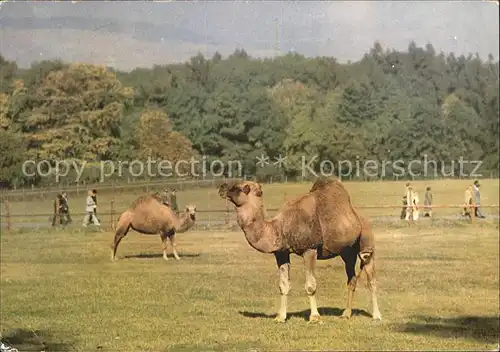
229,186,241,193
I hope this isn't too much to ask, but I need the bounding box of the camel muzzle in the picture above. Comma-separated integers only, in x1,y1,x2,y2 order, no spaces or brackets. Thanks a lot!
218,184,229,198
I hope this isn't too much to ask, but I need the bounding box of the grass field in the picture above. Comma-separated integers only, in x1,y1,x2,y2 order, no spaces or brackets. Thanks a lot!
1,179,499,350
0,223,499,351
2,179,500,228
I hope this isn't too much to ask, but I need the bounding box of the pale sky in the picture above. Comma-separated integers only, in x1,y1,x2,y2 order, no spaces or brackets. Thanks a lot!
0,1,498,71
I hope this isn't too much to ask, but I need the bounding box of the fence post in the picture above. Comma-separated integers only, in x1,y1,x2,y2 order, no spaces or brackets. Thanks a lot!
110,198,115,231
471,196,476,224
4,200,11,232
225,199,230,227
406,188,414,225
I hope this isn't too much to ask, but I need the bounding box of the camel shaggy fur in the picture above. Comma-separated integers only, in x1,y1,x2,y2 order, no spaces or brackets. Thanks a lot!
218,177,381,323
111,192,196,261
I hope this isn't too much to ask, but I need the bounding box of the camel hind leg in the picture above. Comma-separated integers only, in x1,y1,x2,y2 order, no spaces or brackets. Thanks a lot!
359,250,382,320
357,214,382,321
339,245,359,319
111,214,131,261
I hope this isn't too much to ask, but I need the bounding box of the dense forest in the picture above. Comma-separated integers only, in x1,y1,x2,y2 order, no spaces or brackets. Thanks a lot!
0,41,498,187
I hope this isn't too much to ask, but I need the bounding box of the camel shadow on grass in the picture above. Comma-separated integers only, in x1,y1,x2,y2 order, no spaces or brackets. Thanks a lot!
123,252,201,259
394,315,500,344
239,307,372,322
1,328,74,351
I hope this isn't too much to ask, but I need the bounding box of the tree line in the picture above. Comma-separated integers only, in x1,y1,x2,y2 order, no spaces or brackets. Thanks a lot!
0,41,498,188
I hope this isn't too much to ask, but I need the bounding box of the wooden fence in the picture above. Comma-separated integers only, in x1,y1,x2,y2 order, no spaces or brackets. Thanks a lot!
2,176,499,202
0,178,241,202
1,199,498,232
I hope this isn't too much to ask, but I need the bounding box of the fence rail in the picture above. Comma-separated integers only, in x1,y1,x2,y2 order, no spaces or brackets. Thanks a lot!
2,177,499,201
1,200,498,232
0,178,241,202
0,178,215,195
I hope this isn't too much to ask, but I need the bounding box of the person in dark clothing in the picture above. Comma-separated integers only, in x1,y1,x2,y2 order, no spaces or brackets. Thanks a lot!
91,189,100,222
472,180,486,218
169,188,179,215
400,195,408,220
52,192,71,226
423,187,433,217
61,192,72,224
52,193,65,226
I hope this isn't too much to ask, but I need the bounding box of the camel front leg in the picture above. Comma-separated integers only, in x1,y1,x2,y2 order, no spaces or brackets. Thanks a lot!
160,232,169,261
274,251,290,323
303,249,321,323
168,234,181,260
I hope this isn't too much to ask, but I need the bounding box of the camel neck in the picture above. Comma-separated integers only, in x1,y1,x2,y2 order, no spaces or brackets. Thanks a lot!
236,203,281,253
176,213,193,233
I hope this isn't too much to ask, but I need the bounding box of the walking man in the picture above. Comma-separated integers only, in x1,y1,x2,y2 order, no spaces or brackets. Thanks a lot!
400,195,408,220
91,189,100,223
83,190,100,227
0,340,18,352
61,191,72,224
404,182,411,195
52,193,64,227
423,186,433,217
472,180,486,218
169,188,179,215
52,192,72,226
404,185,415,221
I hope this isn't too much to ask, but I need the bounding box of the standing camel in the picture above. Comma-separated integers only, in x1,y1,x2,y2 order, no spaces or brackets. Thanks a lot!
111,192,196,261
218,177,381,323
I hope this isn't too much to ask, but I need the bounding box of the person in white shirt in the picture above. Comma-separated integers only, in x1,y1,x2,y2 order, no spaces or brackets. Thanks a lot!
83,189,100,227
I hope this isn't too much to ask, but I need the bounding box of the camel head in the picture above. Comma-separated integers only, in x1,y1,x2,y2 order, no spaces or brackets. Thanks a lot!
218,181,263,207
184,204,196,221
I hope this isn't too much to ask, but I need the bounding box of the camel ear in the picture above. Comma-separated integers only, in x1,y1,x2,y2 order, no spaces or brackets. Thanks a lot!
255,184,262,197
242,184,251,195
218,183,229,198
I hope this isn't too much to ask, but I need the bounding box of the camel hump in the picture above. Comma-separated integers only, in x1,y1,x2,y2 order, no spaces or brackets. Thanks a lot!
309,176,362,233
309,176,342,193
308,176,354,210
128,194,165,210
309,177,353,208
